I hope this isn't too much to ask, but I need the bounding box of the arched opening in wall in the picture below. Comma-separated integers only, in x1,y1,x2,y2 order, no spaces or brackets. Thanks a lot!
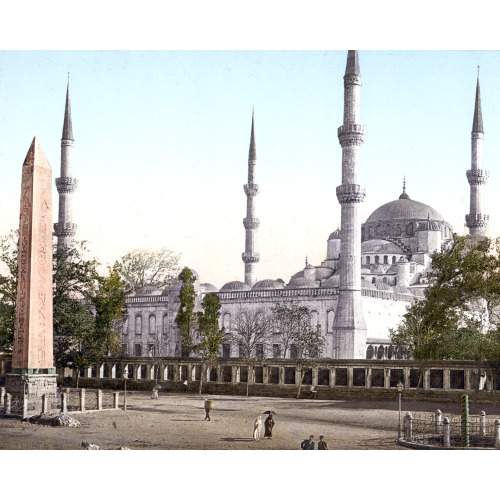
135,315,142,335
383,255,388,264
383,277,387,284
406,223,414,236
222,343,230,358
375,256,380,264
162,314,168,336
149,315,156,335
392,256,397,264
387,345,393,359
366,256,370,264
327,311,335,333
223,312,231,330
376,345,384,359
371,277,376,283
366,345,374,359
310,310,319,327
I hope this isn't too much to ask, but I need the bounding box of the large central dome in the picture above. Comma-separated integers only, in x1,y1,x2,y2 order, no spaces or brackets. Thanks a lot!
366,198,445,223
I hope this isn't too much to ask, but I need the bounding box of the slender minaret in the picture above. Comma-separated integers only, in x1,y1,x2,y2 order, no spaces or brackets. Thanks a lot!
465,68,489,241
54,77,78,250
331,50,367,359
242,110,260,287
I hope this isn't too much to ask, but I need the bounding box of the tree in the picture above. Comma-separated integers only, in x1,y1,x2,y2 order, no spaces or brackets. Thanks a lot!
195,292,225,395
116,248,180,294
271,302,325,397
230,307,272,396
0,231,18,350
175,267,197,356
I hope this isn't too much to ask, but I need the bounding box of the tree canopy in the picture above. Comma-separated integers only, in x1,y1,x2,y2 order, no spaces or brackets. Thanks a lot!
175,267,197,356
390,235,500,362
116,247,180,294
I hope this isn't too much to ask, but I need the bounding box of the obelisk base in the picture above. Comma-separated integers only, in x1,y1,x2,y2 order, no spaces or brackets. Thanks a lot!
5,372,58,417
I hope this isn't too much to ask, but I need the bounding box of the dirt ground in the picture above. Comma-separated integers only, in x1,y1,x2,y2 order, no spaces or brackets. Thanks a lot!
1,391,499,450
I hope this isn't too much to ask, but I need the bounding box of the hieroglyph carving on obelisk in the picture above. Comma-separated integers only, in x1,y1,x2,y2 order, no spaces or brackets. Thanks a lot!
12,137,54,372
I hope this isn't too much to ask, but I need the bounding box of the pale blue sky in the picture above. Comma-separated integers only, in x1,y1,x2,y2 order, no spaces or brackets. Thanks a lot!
1,50,499,287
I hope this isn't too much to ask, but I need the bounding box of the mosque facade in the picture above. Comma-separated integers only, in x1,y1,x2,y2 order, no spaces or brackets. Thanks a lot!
55,52,488,360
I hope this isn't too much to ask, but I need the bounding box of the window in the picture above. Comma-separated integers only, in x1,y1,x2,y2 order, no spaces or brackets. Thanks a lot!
290,344,298,359
327,311,335,333
121,344,128,355
135,315,142,335
162,314,168,336
238,343,246,358
310,310,318,327
223,312,231,330
149,315,156,335
375,255,379,264
134,344,142,356
148,344,156,356
273,344,281,358
366,256,370,264
222,343,230,358
383,255,388,264
392,256,397,264
255,343,264,358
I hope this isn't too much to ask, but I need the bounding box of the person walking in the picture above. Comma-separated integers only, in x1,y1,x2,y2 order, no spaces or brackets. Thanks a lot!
253,416,263,440
204,399,213,421
300,435,315,449
317,435,328,450
264,414,275,439
182,380,188,393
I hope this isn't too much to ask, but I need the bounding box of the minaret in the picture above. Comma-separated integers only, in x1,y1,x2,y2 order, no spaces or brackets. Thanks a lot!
331,50,367,359
242,110,260,287
465,69,489,241
53,77,78,250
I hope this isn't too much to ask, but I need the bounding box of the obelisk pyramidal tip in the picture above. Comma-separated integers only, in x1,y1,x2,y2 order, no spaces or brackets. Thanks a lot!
466,72,489,240
54,80,78,250
242,110,260,287
332,50,367,359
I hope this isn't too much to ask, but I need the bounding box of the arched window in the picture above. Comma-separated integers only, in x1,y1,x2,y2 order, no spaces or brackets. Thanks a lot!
406,223,414,236
162,314,168,335
371,277,376,283
223,312,231,330
135,315,142,335
366,345,374,359
375,256,380,264
377,345,384,359
383,277,387,284
392,256,397,264
310,310,319,327
383,255,388,264
366,256,371,264
327,310,335,333
149,315,156,335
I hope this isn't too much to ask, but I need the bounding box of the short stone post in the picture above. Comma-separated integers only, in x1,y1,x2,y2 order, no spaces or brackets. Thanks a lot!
494,420,500,449
0,387,5,407
4,393,11,414
479,411,486,437
22,397,28,419
113,392,119,409
80,388,86,412
42,394,49,414
435,409,442,434
443,417,451,448
60,391,68,414
96,389,103,410
405,412,413,441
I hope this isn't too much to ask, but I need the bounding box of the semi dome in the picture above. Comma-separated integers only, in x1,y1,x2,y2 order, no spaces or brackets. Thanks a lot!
287,277,318,289
315,266,334,280
361,239,404,254
366,198,445,224
220,281,251,292
252,279,285,291
321,274,340,288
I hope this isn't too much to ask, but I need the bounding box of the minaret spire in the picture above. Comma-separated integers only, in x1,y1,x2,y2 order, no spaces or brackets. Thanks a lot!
331,50,367,359
242,110,260,287
54,79,78,250
466,70,489,240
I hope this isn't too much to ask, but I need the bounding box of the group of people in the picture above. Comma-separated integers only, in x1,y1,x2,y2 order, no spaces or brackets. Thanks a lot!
300,435,328,450
253,414,275,440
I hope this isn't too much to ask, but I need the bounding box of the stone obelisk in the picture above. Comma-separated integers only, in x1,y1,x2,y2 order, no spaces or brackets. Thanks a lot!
6,137,57,416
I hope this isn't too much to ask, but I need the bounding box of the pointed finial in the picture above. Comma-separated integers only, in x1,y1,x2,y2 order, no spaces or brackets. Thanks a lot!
477,65,480,78
403,175,406,192
473,68,484,134
305,255,308,267
68,72,70,82
399,176,410,200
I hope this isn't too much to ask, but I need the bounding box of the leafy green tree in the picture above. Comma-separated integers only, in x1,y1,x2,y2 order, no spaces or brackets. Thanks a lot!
175,267,197,356
0,231,18,350
230,307,272,396
116,248,180,294
195,292,225,395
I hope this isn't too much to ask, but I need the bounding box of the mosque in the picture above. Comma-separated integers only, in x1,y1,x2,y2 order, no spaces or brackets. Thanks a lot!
55,51,489,360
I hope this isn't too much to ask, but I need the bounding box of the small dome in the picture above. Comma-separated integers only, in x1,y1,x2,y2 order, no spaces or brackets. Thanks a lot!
252,279,285,291
361,279,377,289
287,277,319,289
321,274,340,288
375,283,393,291
220,281,251,292
416,220,441,232
201,283,218,293
328,229,341,240
137,286,162,296
315,266,334,280
361,239,404,254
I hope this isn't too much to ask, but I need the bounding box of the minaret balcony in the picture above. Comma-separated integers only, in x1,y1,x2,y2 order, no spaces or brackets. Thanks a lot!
242,252,260,263
55,177,78,193
336,184,366,204
53,222,77,237
243,217,260,230
244,183,259,196
338,124,365,147
465,214,489,228
466,169,489,185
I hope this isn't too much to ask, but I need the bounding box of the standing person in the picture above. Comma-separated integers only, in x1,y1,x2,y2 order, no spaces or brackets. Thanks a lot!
300,435,315,449
204,399,213,421
318,435,328,450
151,385,159,399
182,380,188,393
253,416,263,440
264,414,275,439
